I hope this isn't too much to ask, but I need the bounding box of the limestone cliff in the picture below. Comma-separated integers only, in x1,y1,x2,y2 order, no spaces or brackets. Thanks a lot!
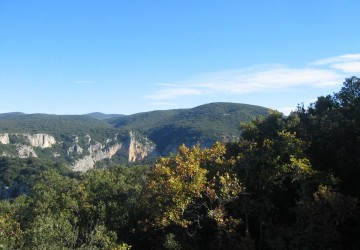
0,133,9,144
0,133,55,158
0,133,56,148
72,131,156,171
67,143,84,155
72,143,123,172
127,131,156,162
16,144,38,158
0,131,157,172
24,134,56,148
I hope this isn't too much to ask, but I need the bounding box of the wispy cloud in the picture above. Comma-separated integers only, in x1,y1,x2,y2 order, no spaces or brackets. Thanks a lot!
310,54,360,65
146,54,360,102
310,54,360,73
331,62,360,73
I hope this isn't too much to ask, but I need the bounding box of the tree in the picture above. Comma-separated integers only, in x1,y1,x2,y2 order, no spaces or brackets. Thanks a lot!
0,211,23,249
295,76,360,197
144,144,207,228
224,110,324,249
291,185,360,249
142,143,246,249
81,166,144,244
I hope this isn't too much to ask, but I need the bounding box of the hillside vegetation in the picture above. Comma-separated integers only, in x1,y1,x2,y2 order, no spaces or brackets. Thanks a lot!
84,112,124,121
109,102,269,153
0,114,118,142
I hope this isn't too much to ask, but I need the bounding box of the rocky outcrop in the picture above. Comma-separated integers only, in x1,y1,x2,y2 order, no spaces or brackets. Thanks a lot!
72,143,123,172
127,131,156,162
0,133,56,148
16,144,38,158
0,131,157,172
0,133,55,158
24,134,56,148
72,131,157,171
2,152,10,157
0,133,10,144
67,143,84,155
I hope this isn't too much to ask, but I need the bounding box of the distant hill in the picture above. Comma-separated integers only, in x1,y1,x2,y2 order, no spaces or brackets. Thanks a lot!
0,113,117,141
109,102,269,154
0,114,131,170
0,103,269,170
0,112,26,119
84,112,124,121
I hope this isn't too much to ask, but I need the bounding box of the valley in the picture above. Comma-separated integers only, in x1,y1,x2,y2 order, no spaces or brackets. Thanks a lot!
0,102,268,171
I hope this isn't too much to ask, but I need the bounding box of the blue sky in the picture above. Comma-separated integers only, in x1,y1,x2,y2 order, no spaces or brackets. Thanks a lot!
0,0,359,115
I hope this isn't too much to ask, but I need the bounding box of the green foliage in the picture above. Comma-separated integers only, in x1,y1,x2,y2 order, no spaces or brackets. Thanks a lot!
80,165,147,243
231,111,318,249
1,166,142,249
144,144,208,227
291,185,360,249
143,143,247,249
163,233,181,250
0,114,119,142
110,102,269,153
295,76,360,197
26,213,77,249
84,112,123,121
0,211,23,249
0,157,75,199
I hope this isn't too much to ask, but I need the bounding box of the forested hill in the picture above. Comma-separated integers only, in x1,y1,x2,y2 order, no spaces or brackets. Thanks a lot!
0,113,118,141
84,112,124,121
108,102,269,153
0,114,127,171
0,103,269,170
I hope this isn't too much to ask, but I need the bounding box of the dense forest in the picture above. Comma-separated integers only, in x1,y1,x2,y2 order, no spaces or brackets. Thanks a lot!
109,102,269,154
1,77,359,249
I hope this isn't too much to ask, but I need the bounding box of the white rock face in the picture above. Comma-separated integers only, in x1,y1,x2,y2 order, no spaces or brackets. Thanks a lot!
24,134,56,148
16,144,38,158
0,133,55,158
0,133,56,148
85,135,91,143
0,131,156,172
67,143,84,155
0,133,10,144
89,143,103,154
2,152,10,157
72,131,156,171
53,152,61,157
72,143,123,172
73,155,94,172
127,131,156,162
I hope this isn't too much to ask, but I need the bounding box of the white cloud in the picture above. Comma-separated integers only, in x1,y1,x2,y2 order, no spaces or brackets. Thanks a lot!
146,54,359,101
310,54,360,73
331,62,360,73
310,54,360,65
194,66,342,92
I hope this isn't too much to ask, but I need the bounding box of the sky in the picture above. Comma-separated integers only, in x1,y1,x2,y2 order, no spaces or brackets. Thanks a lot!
0,0,359,115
